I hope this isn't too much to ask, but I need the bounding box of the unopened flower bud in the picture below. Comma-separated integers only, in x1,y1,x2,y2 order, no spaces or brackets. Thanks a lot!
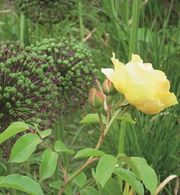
106,95,113,104
102,79,116,95
88,88,105,108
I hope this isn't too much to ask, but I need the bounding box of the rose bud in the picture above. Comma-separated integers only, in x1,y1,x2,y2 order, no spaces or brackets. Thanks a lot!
102,79,116,95
88,88,105,108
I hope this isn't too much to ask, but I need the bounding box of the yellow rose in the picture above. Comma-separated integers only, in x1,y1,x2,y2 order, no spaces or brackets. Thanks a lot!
101,53,178,114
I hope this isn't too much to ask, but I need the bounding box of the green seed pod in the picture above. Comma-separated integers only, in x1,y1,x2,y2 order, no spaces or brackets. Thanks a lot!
28,38,97,113
17,0,75,24
0,42,59,131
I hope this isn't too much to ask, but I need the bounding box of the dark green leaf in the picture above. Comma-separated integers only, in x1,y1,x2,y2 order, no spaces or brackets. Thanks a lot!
10,133,42,163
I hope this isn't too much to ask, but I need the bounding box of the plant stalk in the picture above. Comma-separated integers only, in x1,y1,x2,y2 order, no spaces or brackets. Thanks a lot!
118,120,126,154
20,12,25,43
58,108,121,194
129,0,141,59
54,116,68,194
78,0,84,42
6,140,16,195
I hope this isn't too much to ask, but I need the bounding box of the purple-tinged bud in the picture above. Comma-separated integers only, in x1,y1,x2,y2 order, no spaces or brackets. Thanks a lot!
88,88,105,108
102,79,116,95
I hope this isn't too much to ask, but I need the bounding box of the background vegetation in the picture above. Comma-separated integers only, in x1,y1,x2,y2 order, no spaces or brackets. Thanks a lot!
0,0,179,194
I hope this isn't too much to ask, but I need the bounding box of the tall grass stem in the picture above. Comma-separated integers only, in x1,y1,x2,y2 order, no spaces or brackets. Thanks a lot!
78,0,84,42
20,12,25,43
129,0,141,59
118,120,126,154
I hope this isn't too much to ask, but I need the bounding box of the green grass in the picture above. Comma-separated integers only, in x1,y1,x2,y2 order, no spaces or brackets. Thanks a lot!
0,0,179,194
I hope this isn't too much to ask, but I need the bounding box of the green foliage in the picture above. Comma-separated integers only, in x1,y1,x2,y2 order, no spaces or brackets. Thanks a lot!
17,0,75,24
80,113,106,124
0,0,179,194
54,140,74,154
0,174,43,195
0,122,28,144
95,154,117,188
9,133,42,163
126,113,179,180
38,129,52,139
114,168,144,195
80,186,99,195
101,178,121,195
74,148,105,159
72,172,87,188
39,149,58,180
130,157,157,195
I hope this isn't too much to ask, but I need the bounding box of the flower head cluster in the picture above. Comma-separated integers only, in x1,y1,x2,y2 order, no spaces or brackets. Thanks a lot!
17,0,75,24
0,42,59,131
28,38,96,111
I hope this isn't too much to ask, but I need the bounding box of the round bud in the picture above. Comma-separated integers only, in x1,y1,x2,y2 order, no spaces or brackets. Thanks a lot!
0,42,59,131
17,0,75,24
28,38,97,113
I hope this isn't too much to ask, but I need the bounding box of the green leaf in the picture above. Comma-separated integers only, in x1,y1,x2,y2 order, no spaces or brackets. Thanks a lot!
49,180,63,190
80,113,106,124
0,122,29,144
118,154,140,179
95,154,117,188
102,177,121,195
80,186,99,195
0,174,43,195
138,28,155,42
117,113,136,124
74,148,105,159
38,129,52,139
9,133,42,163
72,172,87,188
40,149,58,180
64,183,73,195
54,140,74,154
114,168,144,195
130,157,157,195
0,163,7,175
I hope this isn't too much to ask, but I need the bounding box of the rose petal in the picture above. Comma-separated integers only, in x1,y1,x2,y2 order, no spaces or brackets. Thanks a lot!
156,92,178,107
136,99,164,114
131,54,143,63
101,68,114,81
111,52,124,70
